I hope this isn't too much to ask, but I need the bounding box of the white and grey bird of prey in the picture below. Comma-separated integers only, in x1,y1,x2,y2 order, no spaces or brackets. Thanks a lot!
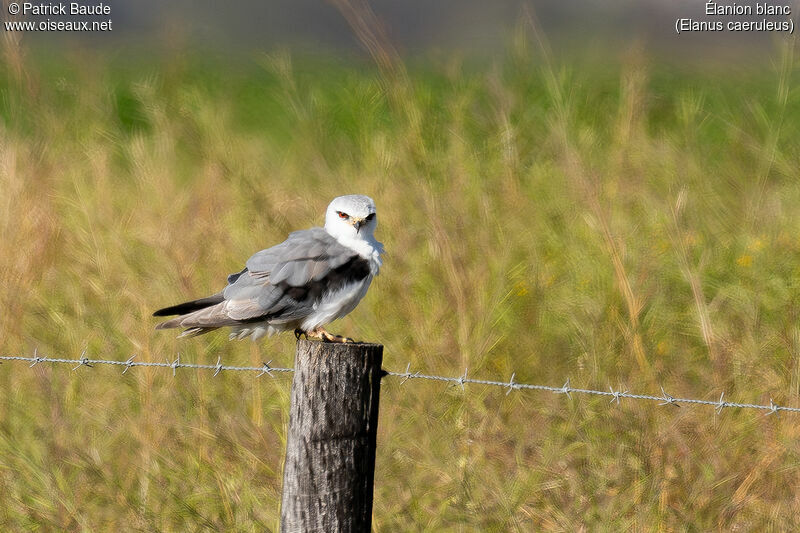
153,194,383,343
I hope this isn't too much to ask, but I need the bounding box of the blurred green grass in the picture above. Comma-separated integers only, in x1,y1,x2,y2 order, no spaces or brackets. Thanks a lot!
1,35,800,530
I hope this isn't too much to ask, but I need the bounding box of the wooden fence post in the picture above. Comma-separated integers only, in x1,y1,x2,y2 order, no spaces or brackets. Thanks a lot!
280,339,384,532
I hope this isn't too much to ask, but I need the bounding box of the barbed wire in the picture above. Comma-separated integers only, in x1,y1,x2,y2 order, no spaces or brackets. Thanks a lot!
1,351,798,415
384,365,799,415
0,350,293,377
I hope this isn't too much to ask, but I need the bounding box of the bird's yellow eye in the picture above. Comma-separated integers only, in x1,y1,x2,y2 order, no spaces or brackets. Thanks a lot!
337,211,349,219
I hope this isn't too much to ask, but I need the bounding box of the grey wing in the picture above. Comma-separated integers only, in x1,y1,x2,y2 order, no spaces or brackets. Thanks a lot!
221,227,369,324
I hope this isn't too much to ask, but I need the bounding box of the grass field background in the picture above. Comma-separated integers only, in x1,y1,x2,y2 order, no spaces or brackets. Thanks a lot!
1,25,800,530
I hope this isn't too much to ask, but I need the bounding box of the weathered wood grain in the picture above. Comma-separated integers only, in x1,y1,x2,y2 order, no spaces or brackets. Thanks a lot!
280,339,383,533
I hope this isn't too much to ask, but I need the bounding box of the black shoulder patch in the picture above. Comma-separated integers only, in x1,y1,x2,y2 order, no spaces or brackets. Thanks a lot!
227,267,248,285
281,254,370,303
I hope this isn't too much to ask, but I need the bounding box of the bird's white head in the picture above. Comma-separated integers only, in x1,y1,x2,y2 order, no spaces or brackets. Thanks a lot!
324,194,379,243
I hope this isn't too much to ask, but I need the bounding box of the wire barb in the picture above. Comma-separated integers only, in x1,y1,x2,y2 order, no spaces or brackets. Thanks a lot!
715,392,728,415
659,386,680,407
122,354,136,375
72,350,93,371
257,360,274,378
505,373,517,396
399,363,419,385
609,386,627,405
457,368,468,391
560,378,572,399
766,399,779,416
30,347,45,368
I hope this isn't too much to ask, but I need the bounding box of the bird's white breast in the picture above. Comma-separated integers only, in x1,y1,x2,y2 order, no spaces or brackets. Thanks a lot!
301,274,374,330
300,229,382,330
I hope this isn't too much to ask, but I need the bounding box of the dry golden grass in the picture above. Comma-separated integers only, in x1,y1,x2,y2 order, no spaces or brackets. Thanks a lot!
1,31,800,530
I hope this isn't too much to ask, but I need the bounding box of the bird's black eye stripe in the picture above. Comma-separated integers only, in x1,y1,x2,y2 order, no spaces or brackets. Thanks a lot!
337,211,349,219
366,213,375,221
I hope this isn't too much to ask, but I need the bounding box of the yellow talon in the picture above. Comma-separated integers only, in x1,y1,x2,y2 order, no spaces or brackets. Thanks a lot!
306,327,354,343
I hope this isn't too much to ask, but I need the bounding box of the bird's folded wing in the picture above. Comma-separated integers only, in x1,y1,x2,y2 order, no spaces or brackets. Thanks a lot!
220,227,364,323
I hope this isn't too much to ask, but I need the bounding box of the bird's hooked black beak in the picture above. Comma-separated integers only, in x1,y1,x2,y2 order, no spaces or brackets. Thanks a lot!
353,219,365,232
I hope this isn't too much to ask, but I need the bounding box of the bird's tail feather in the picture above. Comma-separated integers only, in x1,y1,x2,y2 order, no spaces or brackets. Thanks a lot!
154,301,240,333
178,327,219,338
154,316,187,330
153,294,225,317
